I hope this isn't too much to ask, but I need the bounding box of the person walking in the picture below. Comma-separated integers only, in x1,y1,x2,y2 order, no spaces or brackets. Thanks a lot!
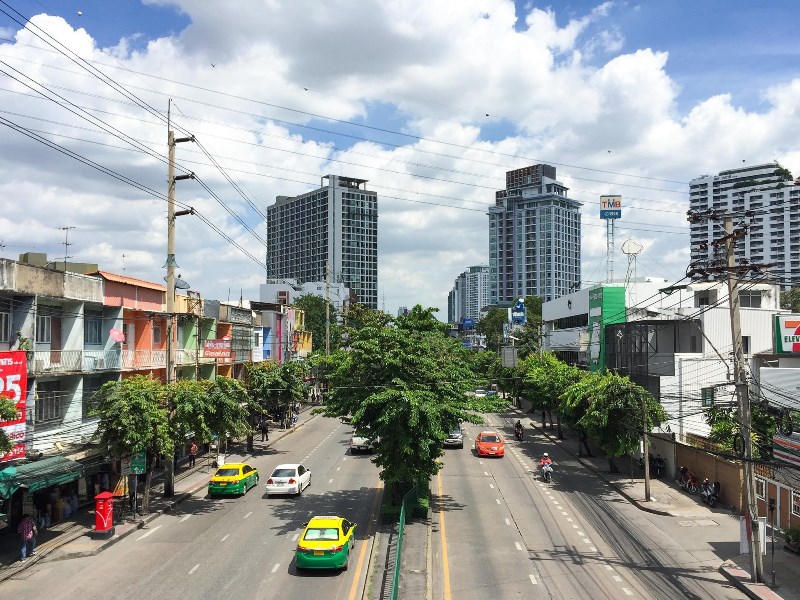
189,441,198,467
258,417,269,442
18,513,37,562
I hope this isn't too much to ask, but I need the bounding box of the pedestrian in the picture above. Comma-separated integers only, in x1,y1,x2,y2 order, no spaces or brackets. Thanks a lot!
18,513,37,562
259,417,269,442
189,441,198,467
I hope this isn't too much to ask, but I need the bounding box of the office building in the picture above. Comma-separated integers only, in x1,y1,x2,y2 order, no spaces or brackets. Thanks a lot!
448,265,490,323
267,175,378,309
689,163,800,287
489,164,582,303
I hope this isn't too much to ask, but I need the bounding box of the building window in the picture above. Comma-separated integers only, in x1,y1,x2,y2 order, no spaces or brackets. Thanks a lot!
793,491,800,517
739,291,762,308
84,310,102,345
755,478,765,500
82,376,102,417
36,315,51,343
701,387,715,408
153,325,162,346
0,311,9,343
35,381,62,423
742,336,750,355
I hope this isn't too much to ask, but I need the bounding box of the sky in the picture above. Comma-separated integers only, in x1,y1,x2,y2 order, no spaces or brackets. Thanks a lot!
1,0,799,318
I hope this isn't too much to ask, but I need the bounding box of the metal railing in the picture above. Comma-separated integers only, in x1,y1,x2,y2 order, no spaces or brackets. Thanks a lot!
390,484,418,600
122,349,167,370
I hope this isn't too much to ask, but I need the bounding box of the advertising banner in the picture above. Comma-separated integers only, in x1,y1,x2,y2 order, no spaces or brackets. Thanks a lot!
600,194,622,219
203,339,231,358
774,315,800,354
0,351,28,462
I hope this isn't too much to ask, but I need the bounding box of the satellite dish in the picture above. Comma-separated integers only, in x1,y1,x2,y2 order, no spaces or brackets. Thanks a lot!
164,275,191,290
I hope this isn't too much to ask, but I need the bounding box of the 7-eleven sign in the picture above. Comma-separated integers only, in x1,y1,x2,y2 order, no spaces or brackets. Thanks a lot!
775,315,800,354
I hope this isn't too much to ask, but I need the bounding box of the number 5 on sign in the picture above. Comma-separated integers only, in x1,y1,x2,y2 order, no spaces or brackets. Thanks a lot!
0,374,22,401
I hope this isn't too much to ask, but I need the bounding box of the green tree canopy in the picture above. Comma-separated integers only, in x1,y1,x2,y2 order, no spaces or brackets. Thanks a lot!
204,377,253,441
521,352,583,437
475,307,507,351
780,288,800,312
293,293,341,353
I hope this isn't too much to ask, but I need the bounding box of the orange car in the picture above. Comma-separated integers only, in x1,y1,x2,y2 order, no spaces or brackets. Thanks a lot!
474,431,505,457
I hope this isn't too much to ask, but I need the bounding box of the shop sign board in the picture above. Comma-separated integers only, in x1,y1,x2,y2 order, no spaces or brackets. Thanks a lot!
203,338,231,358
0,351,27,462
600,194,622,219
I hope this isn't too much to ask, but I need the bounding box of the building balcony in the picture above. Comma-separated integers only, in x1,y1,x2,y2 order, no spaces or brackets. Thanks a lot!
30,349,121,374
121,349,167,370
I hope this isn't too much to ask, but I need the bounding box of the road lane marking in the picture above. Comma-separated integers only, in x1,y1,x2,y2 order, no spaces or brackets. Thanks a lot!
623,589,633,596
188,564,200,575
590,547,597,552
496,499,501,504
292,533,299,541
221,534,230,542
484,471,489,476
566,518,573,522
505,518,510,525
435,472,452,600
529,574,538,585
489,484,494,489
136,525,162,541
613,575,622,582
578,531,585,536
583,539,592,544
348,481,384,600
515,542,523,551
337,467,341,471
271,563,280,573
552,501,560,505
606,565,614,570
329,479,334,483
179,515,191,523
243,511,252,519
562,511,568,516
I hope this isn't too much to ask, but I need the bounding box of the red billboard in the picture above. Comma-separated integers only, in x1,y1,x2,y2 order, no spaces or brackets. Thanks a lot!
203,339,232,358
0,351,28,462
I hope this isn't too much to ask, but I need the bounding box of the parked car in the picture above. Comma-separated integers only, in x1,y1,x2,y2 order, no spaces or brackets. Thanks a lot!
207,463,259,496
265,463,311,497
295,515,357,571
350,431,376,454
474,431,505,457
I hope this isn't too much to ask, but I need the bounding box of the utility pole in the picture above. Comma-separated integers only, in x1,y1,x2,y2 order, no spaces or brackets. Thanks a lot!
724,216,763,583
325,260,331,355
642,396,651,502
164,103,195,498
60,226,75,271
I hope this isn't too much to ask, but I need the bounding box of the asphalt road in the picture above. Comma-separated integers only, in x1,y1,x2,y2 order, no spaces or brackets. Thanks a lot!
431,412,749,600
2,416,382,600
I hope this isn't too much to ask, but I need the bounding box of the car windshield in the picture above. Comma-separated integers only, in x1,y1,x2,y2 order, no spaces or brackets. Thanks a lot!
480,435,500,443
271,468,297,477
215,468,239,477
304,528,340,541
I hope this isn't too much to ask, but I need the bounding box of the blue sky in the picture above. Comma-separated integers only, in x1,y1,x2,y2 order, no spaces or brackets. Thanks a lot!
1,1,799,314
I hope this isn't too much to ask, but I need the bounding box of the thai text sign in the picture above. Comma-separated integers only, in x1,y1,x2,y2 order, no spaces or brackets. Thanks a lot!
0,351,28,462
203,339,231,358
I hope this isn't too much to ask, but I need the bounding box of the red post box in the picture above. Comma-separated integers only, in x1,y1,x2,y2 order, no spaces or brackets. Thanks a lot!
92,491,115,539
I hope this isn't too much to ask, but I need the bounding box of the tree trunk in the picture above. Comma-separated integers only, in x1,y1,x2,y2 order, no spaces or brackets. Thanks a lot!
608,457,619,473
142,463,154,514
547,410,554,430
555,412,564,440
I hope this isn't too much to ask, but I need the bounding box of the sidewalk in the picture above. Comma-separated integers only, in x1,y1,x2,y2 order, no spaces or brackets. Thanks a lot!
0,414,313,583
520,401,800,600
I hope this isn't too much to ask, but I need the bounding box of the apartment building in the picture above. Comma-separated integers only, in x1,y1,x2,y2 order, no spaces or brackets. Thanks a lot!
447,265,490,323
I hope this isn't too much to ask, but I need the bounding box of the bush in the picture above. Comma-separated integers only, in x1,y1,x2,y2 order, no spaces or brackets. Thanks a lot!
783,526,800,545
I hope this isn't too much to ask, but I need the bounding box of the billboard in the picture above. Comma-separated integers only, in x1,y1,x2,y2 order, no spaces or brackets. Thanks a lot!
510,298,526,325
600,194,622,219
587,287,626,372
203,339,232,358
0,351,28,462
774,315,800,354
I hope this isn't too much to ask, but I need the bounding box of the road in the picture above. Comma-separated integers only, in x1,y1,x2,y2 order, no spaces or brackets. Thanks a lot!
2,416,382,600
430,412,749,600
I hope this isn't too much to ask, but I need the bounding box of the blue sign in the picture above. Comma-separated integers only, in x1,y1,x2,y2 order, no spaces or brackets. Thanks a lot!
511,299,526,325
462,318,475,329
600,209,621,219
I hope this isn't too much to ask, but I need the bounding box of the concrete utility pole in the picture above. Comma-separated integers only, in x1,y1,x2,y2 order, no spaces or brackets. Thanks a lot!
325,260,331,355
164,106,195,497
724,216,763,583
642,397,651,502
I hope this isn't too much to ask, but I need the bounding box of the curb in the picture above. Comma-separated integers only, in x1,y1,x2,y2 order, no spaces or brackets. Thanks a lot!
719,561,784,600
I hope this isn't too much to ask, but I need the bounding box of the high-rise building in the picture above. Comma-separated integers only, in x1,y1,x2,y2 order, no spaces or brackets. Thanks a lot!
489,164,582,303
448,265,489,323
689,163,800,288
267,175,378,309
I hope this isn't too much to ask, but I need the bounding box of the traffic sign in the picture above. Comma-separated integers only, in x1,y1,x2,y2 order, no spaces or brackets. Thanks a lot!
130,451,146,474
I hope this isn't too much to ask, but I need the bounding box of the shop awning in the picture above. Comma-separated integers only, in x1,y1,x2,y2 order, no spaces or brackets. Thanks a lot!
0,456,84,499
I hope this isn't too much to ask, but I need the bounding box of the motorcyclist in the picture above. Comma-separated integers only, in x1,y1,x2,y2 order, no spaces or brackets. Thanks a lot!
514,420,524,439
539,452,554,481
539,452,553,467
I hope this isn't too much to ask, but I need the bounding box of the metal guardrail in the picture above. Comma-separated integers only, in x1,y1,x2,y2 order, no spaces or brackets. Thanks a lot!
390,484,418,600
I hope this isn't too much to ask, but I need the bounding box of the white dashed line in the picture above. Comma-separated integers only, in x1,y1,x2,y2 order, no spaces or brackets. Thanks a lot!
622,588,633,596
496,498,501,505
489,484,495,489
562,511,568,516
515,542,523,551
221,534,230,542
271,563,280,573
583,538,592,544
589,547,597,552
573,525,579,529
243,512,252,519
329,479,334,484
188,564,200,575
613,575,622,582
136,525,162,541
484,471,489,476
179,515,191,523
606,565,614,571
292,533,299,541
552,501,560,506
578,531,585,536
337,467,341,471
529,574,538,585
566,518,573,522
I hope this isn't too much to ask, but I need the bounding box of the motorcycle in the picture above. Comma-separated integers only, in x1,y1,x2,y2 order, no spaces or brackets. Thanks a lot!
638,454,666,478
514,425,524,441
700,479,721,508
677,466,699,494
541,462,554,483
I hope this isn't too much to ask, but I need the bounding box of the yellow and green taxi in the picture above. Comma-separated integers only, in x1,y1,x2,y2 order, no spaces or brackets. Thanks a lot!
295,515,357,571
207,463,259,496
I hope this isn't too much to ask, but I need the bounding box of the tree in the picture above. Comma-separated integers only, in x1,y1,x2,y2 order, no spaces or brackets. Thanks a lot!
780,288,800,312
0,397,18,453
204,377,253,445
522,353,583,439
319,305,485,503
92,376,170,513
561,371,669,472
476,307,507,351
294,293,341,353
243,361,305,429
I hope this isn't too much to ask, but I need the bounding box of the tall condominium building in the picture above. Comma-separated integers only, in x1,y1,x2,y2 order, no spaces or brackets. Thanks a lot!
267,175,378,309
448,265,490,323
489,164,582,304
689,163,800,288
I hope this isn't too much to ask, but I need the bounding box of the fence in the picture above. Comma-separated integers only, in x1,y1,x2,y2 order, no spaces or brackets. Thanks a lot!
390,484,418,600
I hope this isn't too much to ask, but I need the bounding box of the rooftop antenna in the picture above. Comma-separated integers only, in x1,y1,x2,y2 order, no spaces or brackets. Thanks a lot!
622,239,644,311
60,226,75,271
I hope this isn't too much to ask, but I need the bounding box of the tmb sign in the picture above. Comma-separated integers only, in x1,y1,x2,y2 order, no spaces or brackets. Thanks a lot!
600,194,622,220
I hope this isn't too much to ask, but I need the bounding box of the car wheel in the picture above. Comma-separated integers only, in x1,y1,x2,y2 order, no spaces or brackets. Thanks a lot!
297,482,303,497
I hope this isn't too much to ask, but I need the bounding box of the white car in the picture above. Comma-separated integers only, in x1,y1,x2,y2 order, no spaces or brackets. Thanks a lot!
265,463,311,497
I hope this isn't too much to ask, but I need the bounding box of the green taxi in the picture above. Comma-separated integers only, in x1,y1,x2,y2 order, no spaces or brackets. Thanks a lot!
207,463,259,496
295,515,357,571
